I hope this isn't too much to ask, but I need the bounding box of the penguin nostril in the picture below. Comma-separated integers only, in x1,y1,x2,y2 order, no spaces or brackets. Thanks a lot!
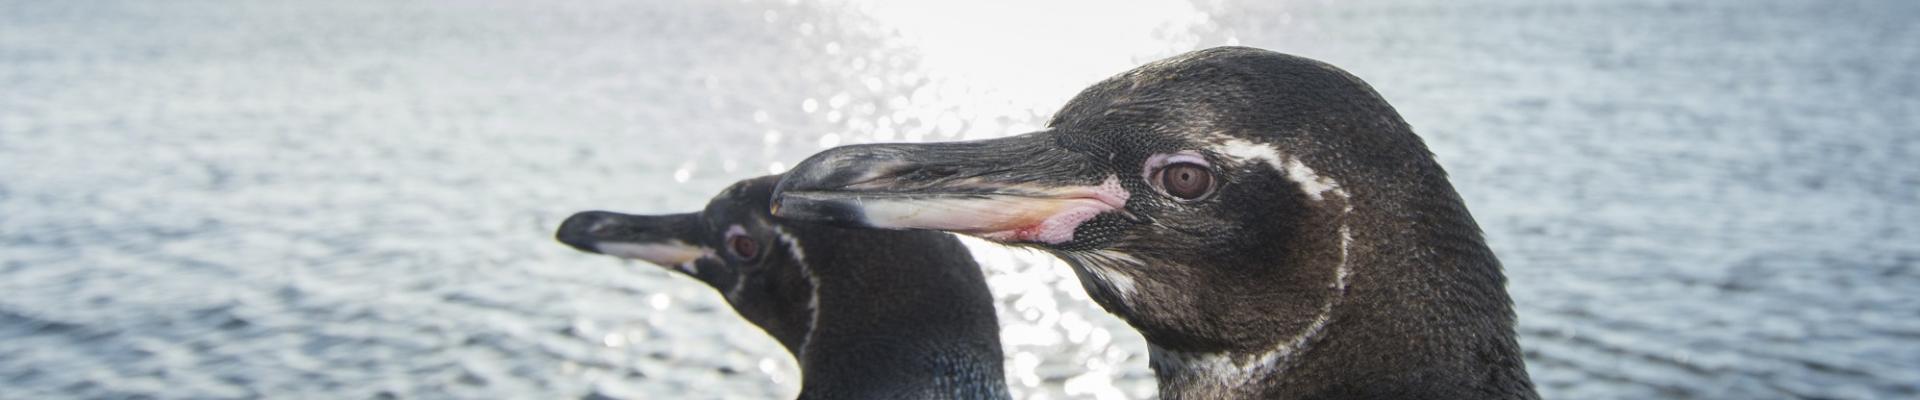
587,220,616,236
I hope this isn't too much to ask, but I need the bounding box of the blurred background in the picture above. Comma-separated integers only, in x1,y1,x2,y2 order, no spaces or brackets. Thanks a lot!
2,0,1916,398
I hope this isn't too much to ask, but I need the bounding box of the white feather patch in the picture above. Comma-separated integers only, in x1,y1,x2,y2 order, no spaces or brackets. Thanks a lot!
1209,138,1349,202
1071,249,1145,304
771,225,822,358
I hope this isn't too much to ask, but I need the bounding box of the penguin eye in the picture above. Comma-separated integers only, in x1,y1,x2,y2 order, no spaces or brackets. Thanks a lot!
724,227,760,261
1158,163,1213,200
728,235,759,260
1143,152,1216,202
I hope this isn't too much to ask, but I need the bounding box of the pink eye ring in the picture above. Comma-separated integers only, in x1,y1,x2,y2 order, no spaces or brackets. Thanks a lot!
724,226,760,261
1144,152,1216,201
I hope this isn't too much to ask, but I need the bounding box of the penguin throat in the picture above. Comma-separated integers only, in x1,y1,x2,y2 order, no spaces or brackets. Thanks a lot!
1149,138,1358,389
1148,222,1353,387
735,226,820,359
779,226,820,360
1061,249,1149,306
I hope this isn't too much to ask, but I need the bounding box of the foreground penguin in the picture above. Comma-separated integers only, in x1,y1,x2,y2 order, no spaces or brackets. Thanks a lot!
771,47,1538,399
555,176,1010,399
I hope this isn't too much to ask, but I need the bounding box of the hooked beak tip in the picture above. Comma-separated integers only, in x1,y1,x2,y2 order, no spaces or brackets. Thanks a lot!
555,211,612,251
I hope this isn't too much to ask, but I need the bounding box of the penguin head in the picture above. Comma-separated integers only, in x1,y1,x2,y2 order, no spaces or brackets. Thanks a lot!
557,175,819,351
773,47,1431,352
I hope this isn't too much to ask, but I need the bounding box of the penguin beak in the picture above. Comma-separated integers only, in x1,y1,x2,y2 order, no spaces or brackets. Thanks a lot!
555,211,712,269
771,130,1137,245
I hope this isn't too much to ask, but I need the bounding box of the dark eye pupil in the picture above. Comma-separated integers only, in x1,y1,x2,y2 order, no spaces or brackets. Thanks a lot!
1161,163,1211,199
730,236,758,259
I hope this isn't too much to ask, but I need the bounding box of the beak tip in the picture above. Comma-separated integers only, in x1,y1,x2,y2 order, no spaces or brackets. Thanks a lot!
554,211,605,252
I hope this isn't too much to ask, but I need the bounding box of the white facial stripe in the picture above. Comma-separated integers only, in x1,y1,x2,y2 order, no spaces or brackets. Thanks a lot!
770,225,821,358
1209,138,1349,202
1336,225,1352,288
1211,138,1281,167
772,227,808,267
595,241,714,273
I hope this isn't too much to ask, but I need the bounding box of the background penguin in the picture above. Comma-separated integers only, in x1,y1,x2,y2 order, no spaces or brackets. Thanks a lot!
770,47,1539,399
556,175,1010,399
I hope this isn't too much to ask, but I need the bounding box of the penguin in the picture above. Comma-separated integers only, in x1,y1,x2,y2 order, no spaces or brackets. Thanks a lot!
769,47,1539,399
556,175,1011,400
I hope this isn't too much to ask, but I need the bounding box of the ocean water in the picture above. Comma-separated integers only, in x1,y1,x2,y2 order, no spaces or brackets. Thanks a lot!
2,0,1916,398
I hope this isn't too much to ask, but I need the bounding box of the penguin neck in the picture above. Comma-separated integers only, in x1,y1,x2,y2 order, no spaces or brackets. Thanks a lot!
1069,178,1527,397
1126,237,1360,399
799,252,997,358
764,301,816,360
783,229,1009,397
1069,225,1358,399
735,278,816,361
1135,181,1529,398
739,226,821,362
